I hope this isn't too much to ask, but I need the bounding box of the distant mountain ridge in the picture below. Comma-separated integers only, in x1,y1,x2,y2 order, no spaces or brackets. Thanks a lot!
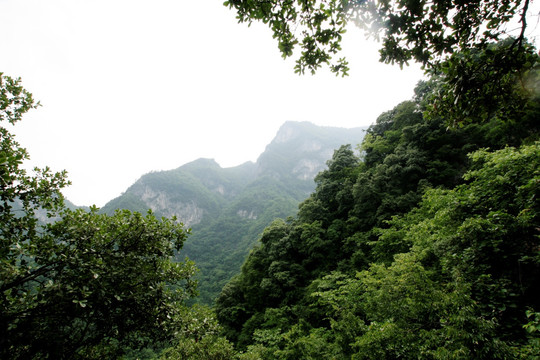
102,158,256,226
100,121,366,303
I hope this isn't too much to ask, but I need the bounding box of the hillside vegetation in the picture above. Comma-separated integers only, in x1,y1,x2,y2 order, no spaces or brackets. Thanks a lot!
213,44,540,358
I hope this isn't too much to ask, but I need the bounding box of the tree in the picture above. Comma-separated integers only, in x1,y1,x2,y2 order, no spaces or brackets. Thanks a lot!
313,255,511,359
0,74,198,359
1,73,71,358
224,0,533,76
159,305,236,360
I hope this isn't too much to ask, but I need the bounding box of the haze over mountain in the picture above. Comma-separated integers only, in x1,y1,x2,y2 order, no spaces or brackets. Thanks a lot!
100,121,366,303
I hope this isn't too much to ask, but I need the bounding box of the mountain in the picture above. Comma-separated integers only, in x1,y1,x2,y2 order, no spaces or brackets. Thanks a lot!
100,121,366,303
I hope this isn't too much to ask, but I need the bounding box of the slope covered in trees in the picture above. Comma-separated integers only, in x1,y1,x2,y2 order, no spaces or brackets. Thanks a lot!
215,42,540,358
101,121,366,304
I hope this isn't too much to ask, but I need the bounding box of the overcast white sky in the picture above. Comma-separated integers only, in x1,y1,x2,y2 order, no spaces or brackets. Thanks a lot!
0,1,455,206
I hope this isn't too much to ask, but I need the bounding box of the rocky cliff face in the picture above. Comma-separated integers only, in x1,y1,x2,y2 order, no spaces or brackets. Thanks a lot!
256,121,365,183
293,158,323,180
136,185,205,226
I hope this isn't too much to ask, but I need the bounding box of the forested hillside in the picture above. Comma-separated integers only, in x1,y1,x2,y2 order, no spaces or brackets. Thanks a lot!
214,42,540,358
101,121,366,304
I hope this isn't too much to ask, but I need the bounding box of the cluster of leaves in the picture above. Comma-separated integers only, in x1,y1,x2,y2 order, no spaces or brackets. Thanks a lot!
224,0,537,146
370,0,526,67
306,140,540,359
425,39,540,127
2,208,200,359
224,0,350,75
214,43,540,358
158,305,236,360
225,0,532,76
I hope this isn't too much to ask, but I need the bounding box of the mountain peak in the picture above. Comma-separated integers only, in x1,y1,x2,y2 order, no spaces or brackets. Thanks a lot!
178,158,220,170
257,121,366,182
273,121,316,144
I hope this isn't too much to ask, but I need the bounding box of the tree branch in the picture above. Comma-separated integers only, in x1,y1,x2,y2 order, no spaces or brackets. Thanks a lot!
517,0,530,49
0,261,59,293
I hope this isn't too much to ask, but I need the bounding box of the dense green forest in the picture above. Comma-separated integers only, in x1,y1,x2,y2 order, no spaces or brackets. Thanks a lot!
2,0,540,358
214,57,540,357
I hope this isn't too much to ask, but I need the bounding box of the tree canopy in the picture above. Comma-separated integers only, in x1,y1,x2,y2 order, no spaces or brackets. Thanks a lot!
224,0,534,76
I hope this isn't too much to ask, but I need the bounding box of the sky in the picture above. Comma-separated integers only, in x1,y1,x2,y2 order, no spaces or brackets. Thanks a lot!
1,1,438,206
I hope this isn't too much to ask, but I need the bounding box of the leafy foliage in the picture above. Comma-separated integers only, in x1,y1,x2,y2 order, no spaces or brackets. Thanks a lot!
425,39,540,128
224,0,350,75
313,141,540,359
3,208,198,359
225,0,538,136
224,0,533,76
0,73,39,124
0,74,202,359
159,305,236,360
